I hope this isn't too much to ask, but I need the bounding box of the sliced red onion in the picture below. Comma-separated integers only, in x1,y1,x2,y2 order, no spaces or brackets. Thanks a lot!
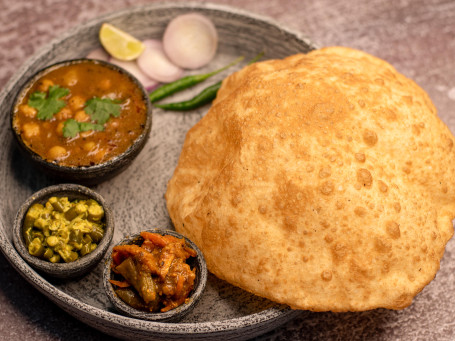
145,83,160,92
86,47,110,61
163,13,218,69
137,39,183,83
109,57,159,90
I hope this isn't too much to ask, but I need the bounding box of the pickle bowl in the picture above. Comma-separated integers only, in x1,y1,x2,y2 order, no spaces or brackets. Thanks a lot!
10,58,153,185
103,228,208,322
12,183,114,279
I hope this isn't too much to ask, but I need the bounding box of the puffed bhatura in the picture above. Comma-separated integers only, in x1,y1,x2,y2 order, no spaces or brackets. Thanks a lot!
165,46,455,311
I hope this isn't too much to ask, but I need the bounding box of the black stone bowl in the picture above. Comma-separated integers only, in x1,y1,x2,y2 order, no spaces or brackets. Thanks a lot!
10,58,152,185
103,228,207,322
13,184,114,279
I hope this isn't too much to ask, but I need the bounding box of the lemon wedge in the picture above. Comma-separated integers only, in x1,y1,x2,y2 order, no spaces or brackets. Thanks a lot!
99,23,145,61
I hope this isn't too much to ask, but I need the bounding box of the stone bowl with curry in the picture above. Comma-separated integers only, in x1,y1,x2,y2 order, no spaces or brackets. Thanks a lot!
10,58,152,185
103,228,207,322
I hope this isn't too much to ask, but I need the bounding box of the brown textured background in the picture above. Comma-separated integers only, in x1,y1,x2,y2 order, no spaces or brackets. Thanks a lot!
1,0,455,340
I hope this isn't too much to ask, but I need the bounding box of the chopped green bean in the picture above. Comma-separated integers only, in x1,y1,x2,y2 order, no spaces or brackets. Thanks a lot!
69,229,83,250
43,248,54,260
88,204,104,222
58,249,78,263
49,254,61,263
82,235,92,244
80,243,92,257
46,235,59,247
24,204,42,229
31,231,44,242
43,225,51,237
22,196,105,263
41,212,51,219
28,238,45,257
23,227,34,247
90,225,104,243
49,197,65,212
64,207,78,221
75,202,88,216
34,217,48,230
115,288,150,310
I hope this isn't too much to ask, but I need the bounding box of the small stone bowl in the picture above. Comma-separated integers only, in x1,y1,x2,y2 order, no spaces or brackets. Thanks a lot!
103,229,207,322
10,58,152,185
13,184,114,279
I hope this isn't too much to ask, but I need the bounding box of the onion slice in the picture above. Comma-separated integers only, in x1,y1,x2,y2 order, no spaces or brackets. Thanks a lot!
137,39,183,83
86,47,110,61
109,57,159,91
163,13,218,69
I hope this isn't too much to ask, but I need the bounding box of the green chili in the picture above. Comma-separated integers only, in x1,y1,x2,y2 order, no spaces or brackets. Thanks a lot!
154,52,265,111
246,51,265,65
153,81,222,111
149,56,244,103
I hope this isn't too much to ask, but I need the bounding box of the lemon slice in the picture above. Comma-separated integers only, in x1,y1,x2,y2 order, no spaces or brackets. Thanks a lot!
99,23,145,61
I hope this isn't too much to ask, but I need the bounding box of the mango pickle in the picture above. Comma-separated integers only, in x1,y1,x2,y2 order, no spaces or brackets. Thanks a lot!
23,196,105,263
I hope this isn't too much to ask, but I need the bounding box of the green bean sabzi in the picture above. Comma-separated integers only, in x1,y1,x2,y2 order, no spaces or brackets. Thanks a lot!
152,52,265,111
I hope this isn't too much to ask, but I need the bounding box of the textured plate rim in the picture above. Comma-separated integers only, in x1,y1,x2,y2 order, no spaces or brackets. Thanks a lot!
0,1,312,336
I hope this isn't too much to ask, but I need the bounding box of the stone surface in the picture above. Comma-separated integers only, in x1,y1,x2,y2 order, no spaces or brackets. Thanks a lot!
0,0,455,340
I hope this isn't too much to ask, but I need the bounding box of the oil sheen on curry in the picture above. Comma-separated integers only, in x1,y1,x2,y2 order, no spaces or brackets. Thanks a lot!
13,61,147,167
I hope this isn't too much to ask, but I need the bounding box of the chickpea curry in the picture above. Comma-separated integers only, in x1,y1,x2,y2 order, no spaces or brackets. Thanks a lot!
13,61,147,167
110,231,197,313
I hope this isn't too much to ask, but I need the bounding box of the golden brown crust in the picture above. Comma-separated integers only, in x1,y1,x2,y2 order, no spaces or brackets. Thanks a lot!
165,46,455,311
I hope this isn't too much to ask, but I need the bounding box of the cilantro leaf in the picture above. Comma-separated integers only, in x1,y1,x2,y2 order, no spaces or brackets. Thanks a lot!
79,122,104,132
29,85,70,120
62,119,80,138
63,119,105,138
85,97,122,125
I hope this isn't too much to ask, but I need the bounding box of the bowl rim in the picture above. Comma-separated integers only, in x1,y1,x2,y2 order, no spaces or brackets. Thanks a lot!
103,228,208,322
12,183,115,278
9,58,153,175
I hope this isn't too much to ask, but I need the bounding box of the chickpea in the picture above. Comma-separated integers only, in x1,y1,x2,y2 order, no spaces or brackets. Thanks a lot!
55,107,73,120
37,79,54,92
68,95,85,111
92,148,107,163
18,104,37,118
98,79,111,90
80,130,94,139
74,110,90,122
56,121,65,136
47,146,67,161
83,141,96,152
106,118,120,131
62,70,78,87
22,123,40,139
42,122,51,133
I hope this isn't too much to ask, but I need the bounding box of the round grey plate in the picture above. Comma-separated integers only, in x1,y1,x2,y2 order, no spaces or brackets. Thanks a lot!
0,2,315,340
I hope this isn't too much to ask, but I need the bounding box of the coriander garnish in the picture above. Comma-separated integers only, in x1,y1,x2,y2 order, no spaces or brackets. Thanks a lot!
62,119,104,138
28,85,70,120
85,97,122,125
62,98,122,137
